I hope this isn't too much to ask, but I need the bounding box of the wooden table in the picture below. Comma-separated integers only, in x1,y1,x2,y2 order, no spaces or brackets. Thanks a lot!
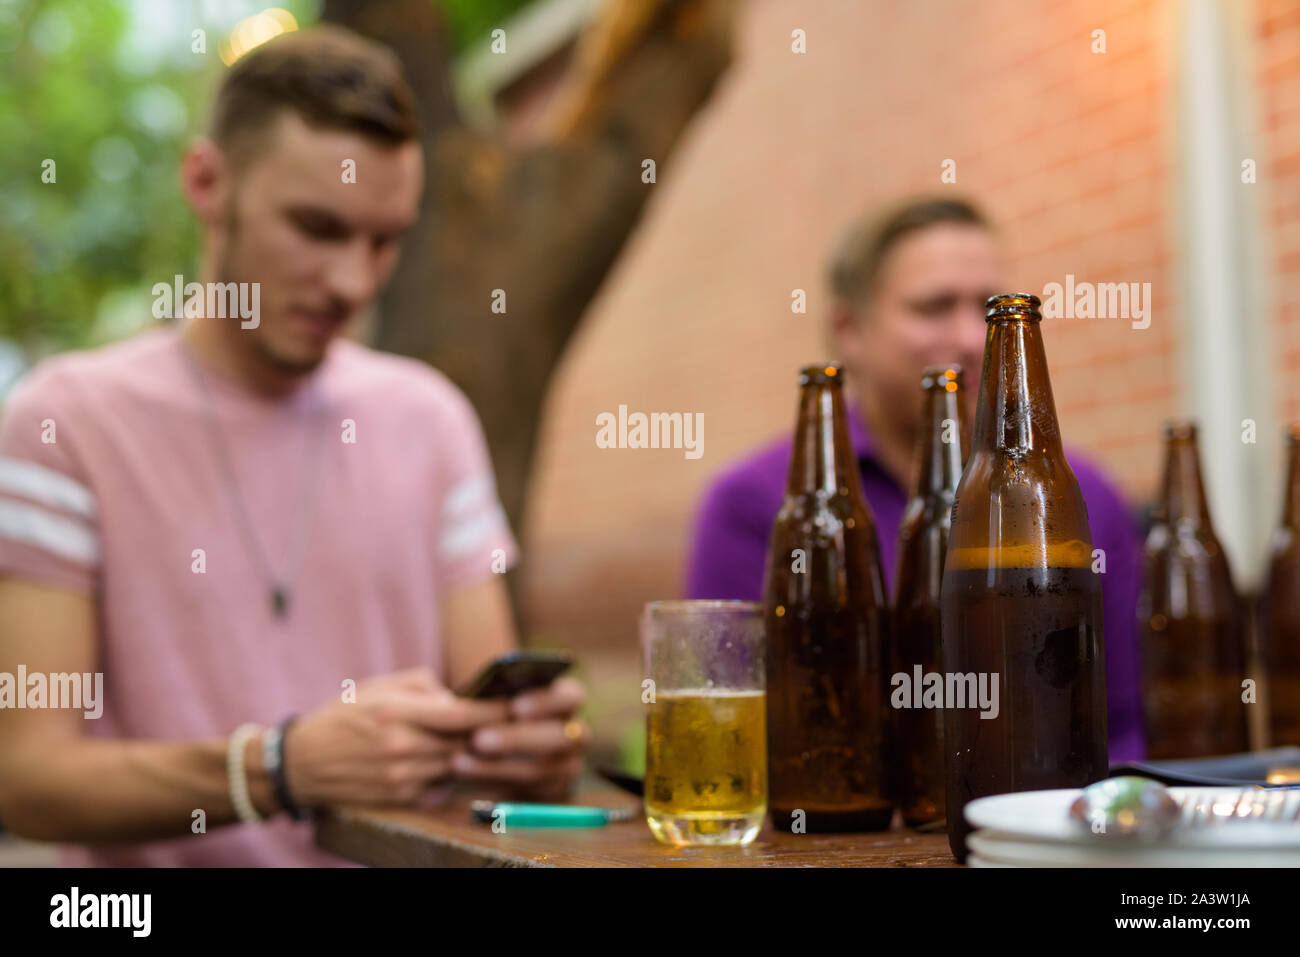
315,778,958,867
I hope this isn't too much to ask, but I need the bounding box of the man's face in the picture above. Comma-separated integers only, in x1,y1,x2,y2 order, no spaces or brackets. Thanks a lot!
835,224,1003,428
212,112,423,373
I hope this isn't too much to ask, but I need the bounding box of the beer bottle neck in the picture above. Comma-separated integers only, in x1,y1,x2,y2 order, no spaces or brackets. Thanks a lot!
1159,433,1212,526
1282,435,1300,529
788,380,859,496
913,384,964,498
969,318,1064,458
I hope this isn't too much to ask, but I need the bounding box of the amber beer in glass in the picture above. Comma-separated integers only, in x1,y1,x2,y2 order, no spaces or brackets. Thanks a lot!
1138,421,1248,759
941,294,1107,862
642,601,766,846
1261,425,1300,748
893,365,966,827
763,363,893,832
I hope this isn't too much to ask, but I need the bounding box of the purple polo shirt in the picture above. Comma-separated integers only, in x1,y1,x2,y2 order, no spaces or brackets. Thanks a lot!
684,405,1145,764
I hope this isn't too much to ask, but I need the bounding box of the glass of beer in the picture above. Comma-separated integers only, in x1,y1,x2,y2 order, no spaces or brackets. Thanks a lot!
642,600,766,846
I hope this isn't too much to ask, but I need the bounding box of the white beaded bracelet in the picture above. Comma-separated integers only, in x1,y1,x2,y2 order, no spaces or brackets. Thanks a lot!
227,722,267,824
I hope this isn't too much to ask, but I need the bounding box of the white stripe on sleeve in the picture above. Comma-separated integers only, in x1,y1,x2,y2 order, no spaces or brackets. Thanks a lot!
439,503,508,559
0,499,100,566
443,475,494,519
0,457,98,519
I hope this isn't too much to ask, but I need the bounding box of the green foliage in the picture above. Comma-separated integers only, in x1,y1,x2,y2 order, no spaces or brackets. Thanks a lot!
0,0,528,360
435,0,535,55
0,0,317,359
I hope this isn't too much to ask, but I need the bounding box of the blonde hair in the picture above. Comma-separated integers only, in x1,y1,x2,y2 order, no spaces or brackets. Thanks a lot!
829,197,990,309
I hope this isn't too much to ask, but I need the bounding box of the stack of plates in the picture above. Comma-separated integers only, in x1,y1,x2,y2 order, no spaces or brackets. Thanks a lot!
964,787,1300,867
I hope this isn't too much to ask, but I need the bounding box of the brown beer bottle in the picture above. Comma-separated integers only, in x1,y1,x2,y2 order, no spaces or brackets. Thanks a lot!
941,294,1107,863
1261,425,1300,748
893,365,966,828
1138,421,1248,759
1262,424,1300,747
763,363,893,832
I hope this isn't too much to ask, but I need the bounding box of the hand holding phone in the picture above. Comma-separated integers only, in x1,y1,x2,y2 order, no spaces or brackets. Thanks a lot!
457,651,574,700
452,652,587,800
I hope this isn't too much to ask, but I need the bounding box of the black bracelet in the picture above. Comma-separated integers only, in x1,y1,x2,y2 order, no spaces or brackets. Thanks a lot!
271,715,306,820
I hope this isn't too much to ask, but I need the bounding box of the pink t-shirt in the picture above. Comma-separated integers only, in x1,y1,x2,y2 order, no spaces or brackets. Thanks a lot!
0,325,518,866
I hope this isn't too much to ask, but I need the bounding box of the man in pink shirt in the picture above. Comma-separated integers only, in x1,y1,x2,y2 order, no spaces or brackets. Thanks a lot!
0,26,586,866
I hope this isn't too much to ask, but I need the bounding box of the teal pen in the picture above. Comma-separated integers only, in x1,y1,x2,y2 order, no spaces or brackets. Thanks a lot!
470,800,639,828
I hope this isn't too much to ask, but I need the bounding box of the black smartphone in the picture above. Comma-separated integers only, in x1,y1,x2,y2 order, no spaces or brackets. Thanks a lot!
457,651,574,700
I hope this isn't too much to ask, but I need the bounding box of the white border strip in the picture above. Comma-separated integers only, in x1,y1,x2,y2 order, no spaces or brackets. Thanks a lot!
1176,0,1274,585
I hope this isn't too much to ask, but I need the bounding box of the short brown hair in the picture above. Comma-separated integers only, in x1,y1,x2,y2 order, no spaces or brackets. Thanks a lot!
209,25,419,166
829,197,990,306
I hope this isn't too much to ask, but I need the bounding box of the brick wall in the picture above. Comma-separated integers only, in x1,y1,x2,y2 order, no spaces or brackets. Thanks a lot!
1259,0,1300,424
518,0,1293,680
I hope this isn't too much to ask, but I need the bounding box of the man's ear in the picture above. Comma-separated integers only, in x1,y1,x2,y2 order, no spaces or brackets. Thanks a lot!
180,137,229,228
827,298,865,360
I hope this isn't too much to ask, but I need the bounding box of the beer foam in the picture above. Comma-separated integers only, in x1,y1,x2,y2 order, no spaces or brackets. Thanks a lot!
945,539,1094,570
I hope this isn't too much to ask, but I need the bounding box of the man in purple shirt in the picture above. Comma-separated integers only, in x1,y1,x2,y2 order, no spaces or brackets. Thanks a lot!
685,197,1144,764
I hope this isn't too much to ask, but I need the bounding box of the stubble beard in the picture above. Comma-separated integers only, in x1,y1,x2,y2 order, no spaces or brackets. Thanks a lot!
217,203,330,380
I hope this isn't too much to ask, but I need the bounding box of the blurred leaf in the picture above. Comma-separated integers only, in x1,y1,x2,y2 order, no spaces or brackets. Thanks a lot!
435,0,535,55
0,0,317,359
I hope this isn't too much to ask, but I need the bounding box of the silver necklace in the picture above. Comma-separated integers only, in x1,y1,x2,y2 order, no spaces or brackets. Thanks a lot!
178,336,329,620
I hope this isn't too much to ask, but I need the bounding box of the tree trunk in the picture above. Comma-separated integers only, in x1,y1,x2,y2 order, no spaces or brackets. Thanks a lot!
321,0,734,621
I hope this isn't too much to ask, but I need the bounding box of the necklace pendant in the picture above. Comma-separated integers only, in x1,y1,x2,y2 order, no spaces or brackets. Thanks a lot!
271,586,290,619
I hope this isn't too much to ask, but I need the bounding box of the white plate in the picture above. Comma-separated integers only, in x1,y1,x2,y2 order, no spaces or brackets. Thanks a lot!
967,829,1300,867
964,786,1300,848
966,853,1012,867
